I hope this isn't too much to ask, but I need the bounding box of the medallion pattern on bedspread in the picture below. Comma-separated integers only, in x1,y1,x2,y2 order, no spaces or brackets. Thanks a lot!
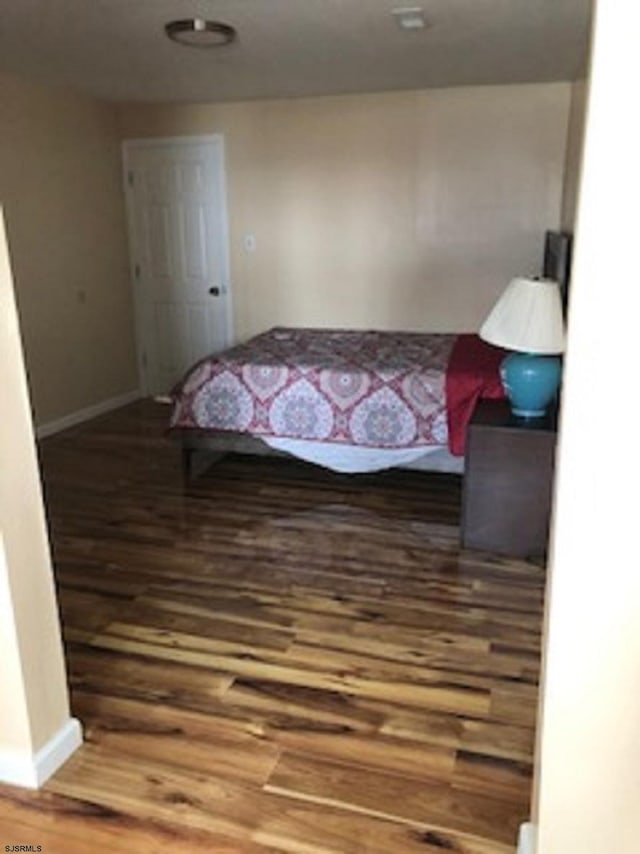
171,327,455,449
192,371,254,431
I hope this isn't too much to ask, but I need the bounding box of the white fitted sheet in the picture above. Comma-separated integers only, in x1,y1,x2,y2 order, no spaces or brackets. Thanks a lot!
263,436,463,474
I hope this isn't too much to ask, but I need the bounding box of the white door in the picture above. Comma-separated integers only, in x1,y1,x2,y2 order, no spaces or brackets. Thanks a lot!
123,136,232,396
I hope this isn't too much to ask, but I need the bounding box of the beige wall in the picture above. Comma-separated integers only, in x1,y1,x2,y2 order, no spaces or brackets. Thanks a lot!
0,75,573,424
560,80,588,230
0,73,138,426
0,208,71,756
535,1,640,850
118,83,571,341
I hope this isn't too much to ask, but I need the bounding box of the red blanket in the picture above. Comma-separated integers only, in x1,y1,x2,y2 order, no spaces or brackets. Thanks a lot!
445,334,506,456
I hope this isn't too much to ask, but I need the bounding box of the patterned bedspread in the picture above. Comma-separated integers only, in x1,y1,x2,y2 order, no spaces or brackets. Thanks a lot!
170,328,456,449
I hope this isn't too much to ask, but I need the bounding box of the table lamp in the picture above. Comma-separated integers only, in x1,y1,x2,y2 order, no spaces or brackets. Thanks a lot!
480,276,565,418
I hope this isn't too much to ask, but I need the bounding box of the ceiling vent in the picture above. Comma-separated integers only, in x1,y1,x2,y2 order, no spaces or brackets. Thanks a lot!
391,7,428,31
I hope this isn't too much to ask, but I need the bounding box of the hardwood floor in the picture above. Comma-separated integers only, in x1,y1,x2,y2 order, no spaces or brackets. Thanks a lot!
0,400,545,852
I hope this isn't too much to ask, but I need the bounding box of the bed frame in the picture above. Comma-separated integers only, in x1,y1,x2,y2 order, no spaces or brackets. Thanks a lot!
176,427,465,481
177,428,299,480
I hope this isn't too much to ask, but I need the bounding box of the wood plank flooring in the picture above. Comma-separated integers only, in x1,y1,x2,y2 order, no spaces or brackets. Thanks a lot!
0,400,545,852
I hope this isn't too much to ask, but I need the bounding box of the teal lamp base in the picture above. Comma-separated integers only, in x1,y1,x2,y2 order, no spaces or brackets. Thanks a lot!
501,352,562,418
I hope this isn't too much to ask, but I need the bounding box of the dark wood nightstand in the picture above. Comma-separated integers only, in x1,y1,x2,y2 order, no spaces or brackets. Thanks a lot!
461,399,557,558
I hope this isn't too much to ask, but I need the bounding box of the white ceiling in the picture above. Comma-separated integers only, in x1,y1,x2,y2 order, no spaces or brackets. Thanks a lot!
0,0,591,104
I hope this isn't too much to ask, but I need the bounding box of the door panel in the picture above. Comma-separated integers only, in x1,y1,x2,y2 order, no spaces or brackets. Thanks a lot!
147,206,174,279
124,137,232,396
155,303,184,378
187,304,212,366
179,205,208,280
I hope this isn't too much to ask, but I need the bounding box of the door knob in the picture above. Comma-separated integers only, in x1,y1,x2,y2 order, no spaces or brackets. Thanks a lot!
208,286,220,296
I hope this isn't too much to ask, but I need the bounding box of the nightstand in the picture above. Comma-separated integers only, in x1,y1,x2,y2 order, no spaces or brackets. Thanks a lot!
461,399,557,558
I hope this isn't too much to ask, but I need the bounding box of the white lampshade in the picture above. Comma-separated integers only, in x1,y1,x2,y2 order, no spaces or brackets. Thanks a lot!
480,277,565,354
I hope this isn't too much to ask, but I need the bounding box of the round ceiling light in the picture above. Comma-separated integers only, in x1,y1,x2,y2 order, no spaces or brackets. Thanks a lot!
165,18,236,48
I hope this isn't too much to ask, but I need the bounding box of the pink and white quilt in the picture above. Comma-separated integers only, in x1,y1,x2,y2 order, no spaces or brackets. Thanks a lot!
170,328,456,450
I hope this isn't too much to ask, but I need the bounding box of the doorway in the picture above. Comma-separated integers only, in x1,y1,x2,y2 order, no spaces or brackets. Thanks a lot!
123,135,233,396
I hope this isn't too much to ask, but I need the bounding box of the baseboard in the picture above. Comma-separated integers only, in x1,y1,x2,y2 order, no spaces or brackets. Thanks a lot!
36,390,140,439
518,822,537,854
0,717,82,788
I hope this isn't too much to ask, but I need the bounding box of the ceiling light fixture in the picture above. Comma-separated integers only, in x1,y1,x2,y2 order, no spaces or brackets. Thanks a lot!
391,6,428,31
165,18,236,48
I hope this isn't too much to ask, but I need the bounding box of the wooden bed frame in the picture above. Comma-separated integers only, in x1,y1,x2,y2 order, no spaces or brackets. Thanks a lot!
175,427,465,481
176,428,301,481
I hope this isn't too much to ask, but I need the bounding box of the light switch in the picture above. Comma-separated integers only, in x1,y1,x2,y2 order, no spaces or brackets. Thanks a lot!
243,233,256,252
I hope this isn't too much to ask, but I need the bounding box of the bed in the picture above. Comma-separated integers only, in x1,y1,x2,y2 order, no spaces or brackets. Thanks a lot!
170,230,571,477
170,326,506,476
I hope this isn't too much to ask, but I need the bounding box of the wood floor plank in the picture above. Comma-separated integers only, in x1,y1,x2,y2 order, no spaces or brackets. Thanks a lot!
252,801,514,854
0,784,272,854
460,718,535,763
268,728,456,782
67,645,235,711
89,625,492,717
98,615,504,696
46,743,275,842
73,693,282,785
265,751,525,845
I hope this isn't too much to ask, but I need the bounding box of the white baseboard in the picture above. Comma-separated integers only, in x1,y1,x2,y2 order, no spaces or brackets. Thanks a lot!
518,822,537,854
36,389,140,439
0,717,82,788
